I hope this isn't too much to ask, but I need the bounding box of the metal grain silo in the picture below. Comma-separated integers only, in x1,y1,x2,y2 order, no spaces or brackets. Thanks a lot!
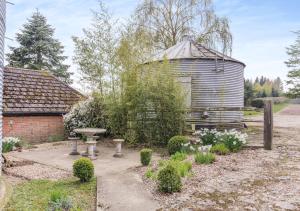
0,0,5,174
151,36,245,129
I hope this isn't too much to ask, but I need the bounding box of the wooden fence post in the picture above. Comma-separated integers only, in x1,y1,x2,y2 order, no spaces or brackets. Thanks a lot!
264,100,273,150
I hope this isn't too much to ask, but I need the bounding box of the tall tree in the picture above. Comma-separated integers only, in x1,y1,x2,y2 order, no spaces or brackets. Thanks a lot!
6,11,72,84
133,0,232,54
285,31,300,98
73,2,119,96
273,77,283,95
244,79,254,105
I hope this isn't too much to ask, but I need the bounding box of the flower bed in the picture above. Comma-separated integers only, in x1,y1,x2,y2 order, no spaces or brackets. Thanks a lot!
141,129,248,194
186,129,248,153
2,137,21,153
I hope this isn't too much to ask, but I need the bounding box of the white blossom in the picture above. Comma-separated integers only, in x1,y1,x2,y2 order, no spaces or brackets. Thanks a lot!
3,137,21,144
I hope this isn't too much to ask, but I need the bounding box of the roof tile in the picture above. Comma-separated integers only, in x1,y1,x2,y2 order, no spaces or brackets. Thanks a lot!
3,67,85,115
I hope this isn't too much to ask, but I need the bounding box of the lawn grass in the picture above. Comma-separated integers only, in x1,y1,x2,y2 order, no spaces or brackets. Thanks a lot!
273,103,288,113
243,110,262,116
5,177,96,211
244,103,289,117
0,177,12,210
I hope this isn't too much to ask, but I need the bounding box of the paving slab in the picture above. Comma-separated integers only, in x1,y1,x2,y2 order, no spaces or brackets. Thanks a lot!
8,142,160,211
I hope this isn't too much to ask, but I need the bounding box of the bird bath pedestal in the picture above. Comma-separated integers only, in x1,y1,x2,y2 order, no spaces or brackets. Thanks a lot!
73,128,106,159
86,141,97,160
113,139,125,158
68,137,80,155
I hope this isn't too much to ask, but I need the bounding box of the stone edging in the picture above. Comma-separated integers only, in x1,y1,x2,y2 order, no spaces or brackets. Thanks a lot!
96,176,101,211
96,176,110,211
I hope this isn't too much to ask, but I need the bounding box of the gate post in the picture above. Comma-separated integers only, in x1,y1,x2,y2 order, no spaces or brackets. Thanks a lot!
264,100,273,150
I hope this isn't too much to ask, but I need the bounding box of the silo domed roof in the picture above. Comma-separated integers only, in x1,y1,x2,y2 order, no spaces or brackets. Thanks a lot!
151,37,245,66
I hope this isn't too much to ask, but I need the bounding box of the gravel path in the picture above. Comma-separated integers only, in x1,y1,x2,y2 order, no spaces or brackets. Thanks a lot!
246,104,300,129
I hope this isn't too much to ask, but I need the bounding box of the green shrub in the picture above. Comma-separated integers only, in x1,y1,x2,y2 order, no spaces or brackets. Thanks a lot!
195,153,215,164
107,101,128,138
167,136,188,155
145,168,156,180
251,99,264,108
48,191,73,211
222,135,242,152
140,148,153,166
157,164,182,193
50,190,66,203
219,129,247,152
158,159,192,177
2,142,14,153
210,143,230,155
107,61,186,146
124,130,137,146
173,161,192,177
64,93,108,135
171,152,187,161
2,137,21,153
73,158,94,182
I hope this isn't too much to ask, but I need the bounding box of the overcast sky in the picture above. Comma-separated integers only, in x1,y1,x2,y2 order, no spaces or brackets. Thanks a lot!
5,0,300,90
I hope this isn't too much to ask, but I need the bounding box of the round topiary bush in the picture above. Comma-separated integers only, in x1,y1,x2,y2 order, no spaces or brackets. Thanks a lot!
73,158,94,182
157,164,182,193
140,148,153,166
167,136,188,155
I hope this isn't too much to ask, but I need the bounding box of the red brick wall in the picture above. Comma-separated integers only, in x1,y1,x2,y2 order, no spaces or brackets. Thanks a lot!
3,115,65,143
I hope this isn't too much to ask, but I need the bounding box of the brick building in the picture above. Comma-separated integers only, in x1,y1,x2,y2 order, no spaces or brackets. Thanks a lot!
3,67,84,143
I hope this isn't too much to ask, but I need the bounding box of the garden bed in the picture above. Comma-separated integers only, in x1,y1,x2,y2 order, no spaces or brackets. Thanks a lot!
3,154,97,210
137,147,300,210
136,127,300,210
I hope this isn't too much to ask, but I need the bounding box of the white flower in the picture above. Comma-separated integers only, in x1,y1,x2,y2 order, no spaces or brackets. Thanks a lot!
3,137,21,144
183,143,189,147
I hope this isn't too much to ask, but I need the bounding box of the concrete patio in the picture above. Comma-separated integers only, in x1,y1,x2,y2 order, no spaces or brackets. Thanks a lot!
7,140,160,211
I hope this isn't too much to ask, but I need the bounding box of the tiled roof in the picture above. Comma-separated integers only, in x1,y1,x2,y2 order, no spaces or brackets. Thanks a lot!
3,67,85,115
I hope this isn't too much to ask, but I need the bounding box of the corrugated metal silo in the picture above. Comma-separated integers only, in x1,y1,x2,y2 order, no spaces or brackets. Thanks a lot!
151,36,245,129
0,0,5,174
